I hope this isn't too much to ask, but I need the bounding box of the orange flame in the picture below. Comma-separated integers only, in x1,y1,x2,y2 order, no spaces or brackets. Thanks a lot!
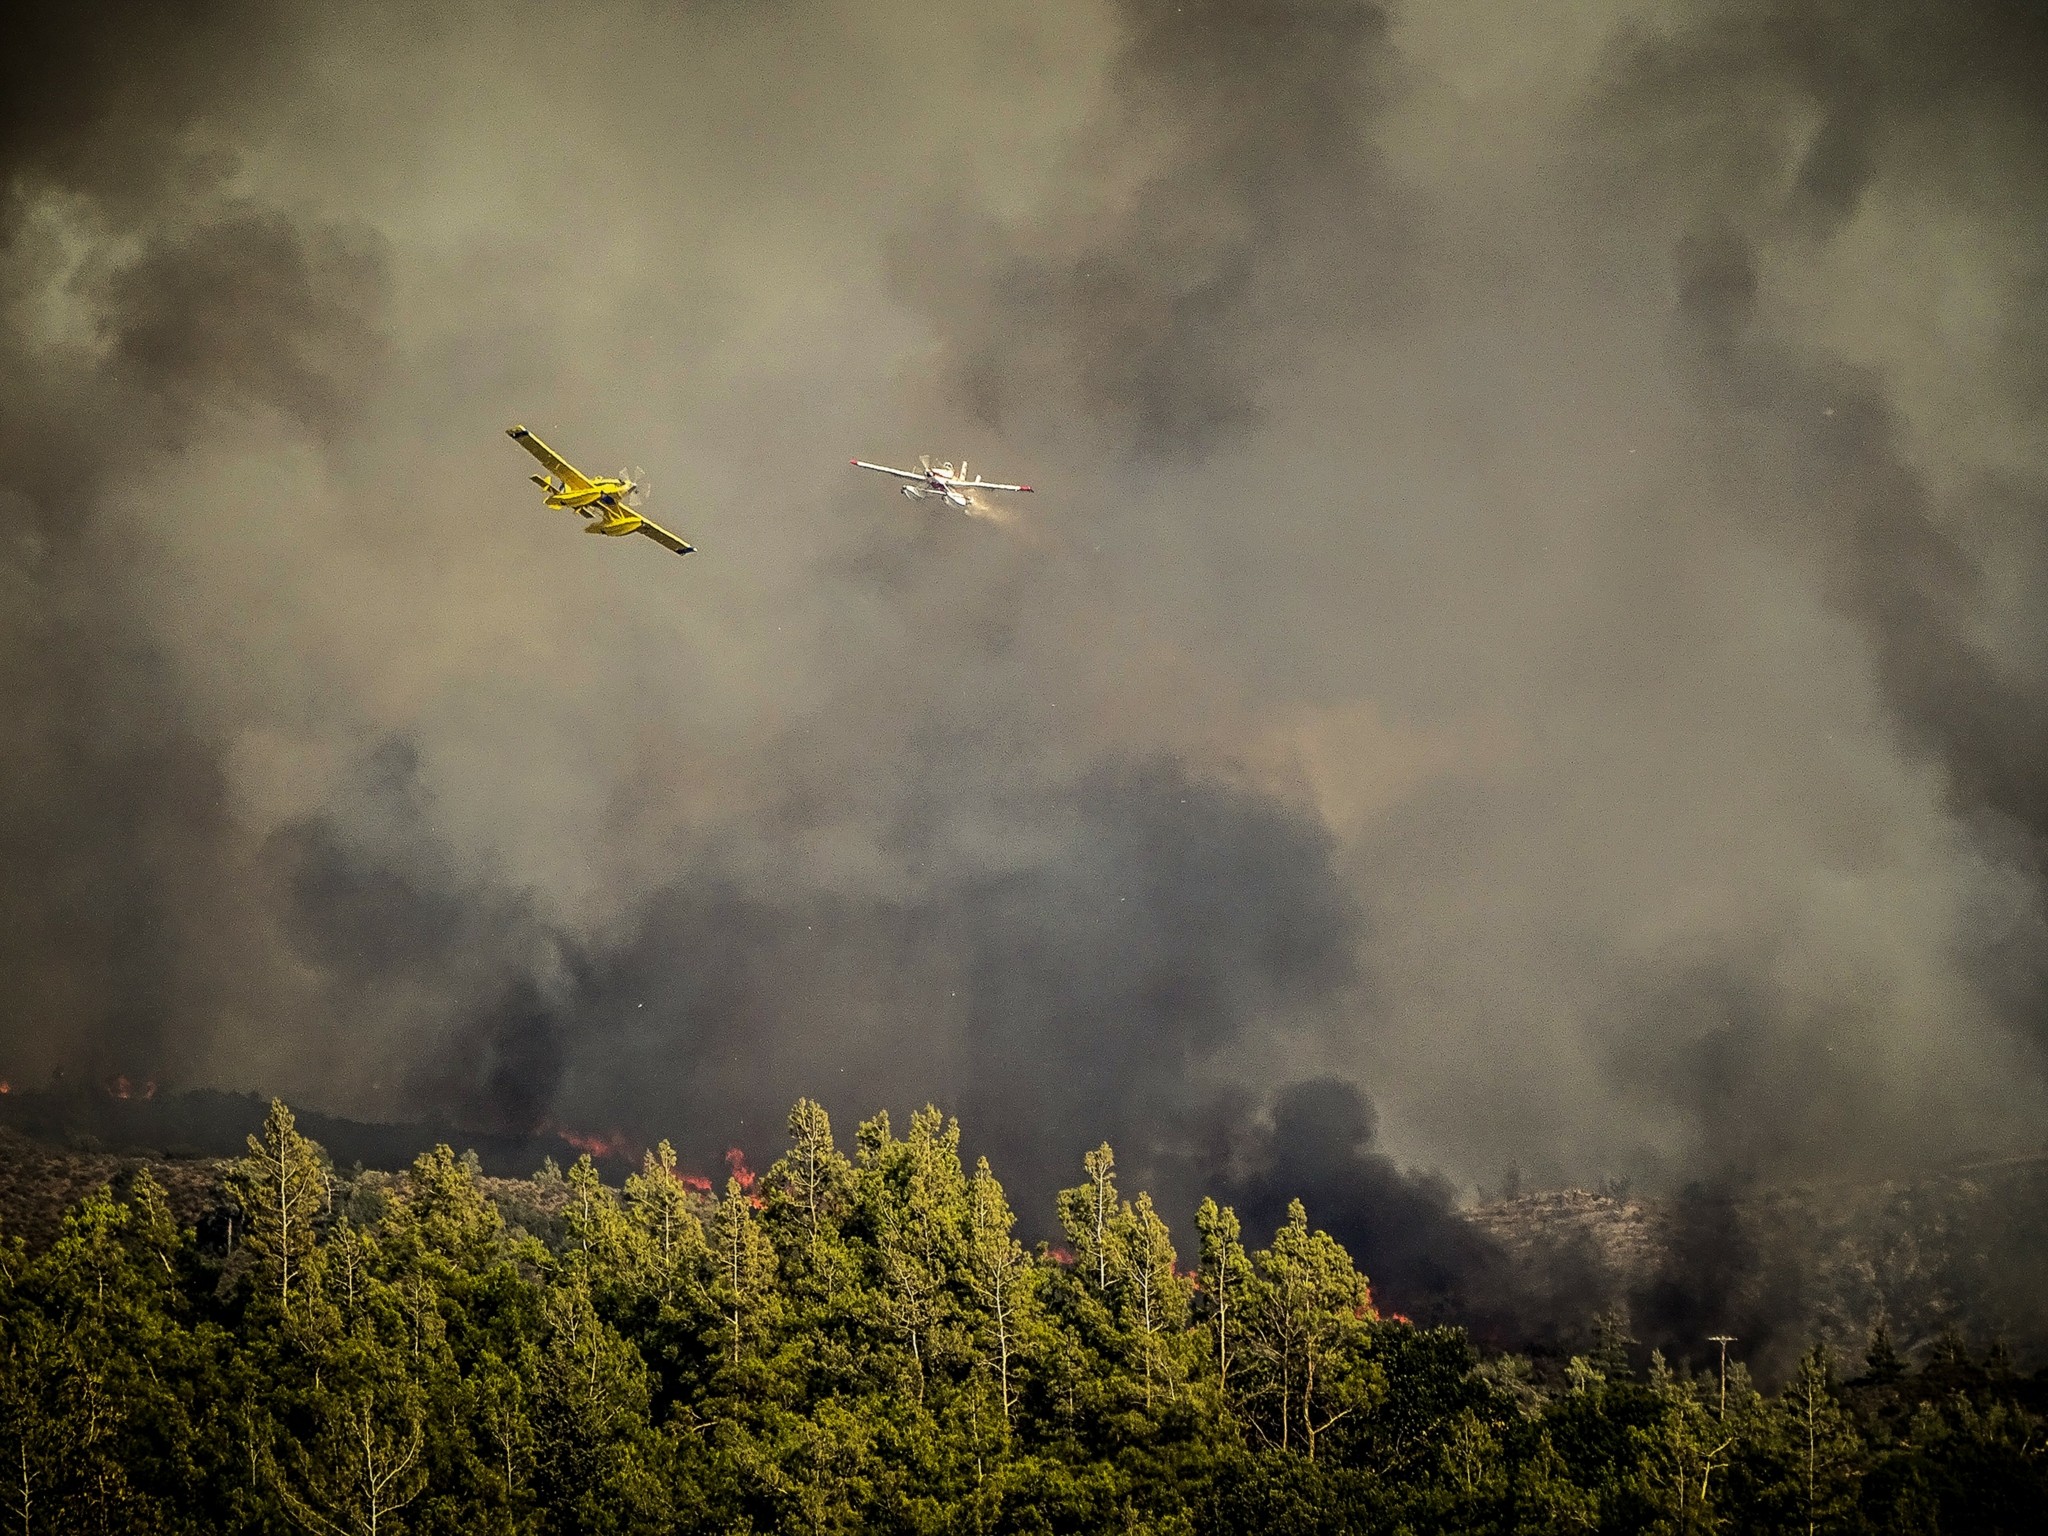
677,1172,712,1194
555,1126,634,1162
724,1148,764,1207
724,1147,755,1191
0,1081,11,1095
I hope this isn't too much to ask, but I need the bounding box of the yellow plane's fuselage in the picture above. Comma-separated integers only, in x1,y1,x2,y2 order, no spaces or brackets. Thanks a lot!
531,470,642,534
545,480,631,511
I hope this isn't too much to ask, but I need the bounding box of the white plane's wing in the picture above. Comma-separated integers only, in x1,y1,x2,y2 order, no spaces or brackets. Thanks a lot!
959,478,1033,493
852,460,929,482
508,426,594,492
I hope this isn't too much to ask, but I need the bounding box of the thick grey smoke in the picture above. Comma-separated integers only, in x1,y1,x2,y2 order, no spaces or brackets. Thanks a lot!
5,0,2047,1332
0,0,389,1094
1633,6,2048,1057
1565,0,2048,1169
900,0,1410,455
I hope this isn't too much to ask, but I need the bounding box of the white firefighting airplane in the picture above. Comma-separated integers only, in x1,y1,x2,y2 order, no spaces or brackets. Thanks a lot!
506,426,694,557
851,455,1034,512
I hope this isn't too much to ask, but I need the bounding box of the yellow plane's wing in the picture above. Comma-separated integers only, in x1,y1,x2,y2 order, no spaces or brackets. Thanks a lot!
506,425,594,493
634,515,695,556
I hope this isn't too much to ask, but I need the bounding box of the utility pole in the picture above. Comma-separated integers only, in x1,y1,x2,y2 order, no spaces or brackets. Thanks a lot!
1709,1335,1736,1418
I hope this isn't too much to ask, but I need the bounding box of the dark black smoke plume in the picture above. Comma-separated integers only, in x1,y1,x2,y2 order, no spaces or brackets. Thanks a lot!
1191,1076,1512,1323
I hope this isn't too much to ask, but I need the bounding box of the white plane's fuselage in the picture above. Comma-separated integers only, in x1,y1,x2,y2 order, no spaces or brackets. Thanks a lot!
902,473,972,507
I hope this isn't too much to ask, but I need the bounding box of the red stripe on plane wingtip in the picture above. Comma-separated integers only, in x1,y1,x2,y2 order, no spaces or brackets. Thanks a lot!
1021,486,1033,492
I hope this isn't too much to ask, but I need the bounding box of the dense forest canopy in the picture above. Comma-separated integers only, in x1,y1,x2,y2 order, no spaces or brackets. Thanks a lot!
4,1099,2040,1533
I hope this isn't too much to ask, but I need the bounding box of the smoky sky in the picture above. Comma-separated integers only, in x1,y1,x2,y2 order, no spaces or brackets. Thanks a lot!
5,0,2048,1271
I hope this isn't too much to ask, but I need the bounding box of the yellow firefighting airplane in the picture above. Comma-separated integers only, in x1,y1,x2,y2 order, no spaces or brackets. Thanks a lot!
506,426,694,556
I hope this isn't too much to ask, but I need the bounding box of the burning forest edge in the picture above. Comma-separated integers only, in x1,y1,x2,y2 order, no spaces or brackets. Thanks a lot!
3,1079,2046,1383
0,1095,2043,1532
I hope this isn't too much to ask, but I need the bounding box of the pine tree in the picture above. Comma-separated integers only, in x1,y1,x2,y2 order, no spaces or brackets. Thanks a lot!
1054,1142,1122,1296
1196,1198,1252,1406
1862,1319,1904,1385
1112,1191,1187,1411
1623,1352,1732,1533
625,1139,705,1282
228,1099,331,1318
865,1106,970,1406
1589,1308,1636,1382
122,1169,183,1287
1241,1201,1374,1461
708,1175,776,1371
0,1275,79,1536
966,1157,1032,1428
276,1377,429,1536
1780,1344,1861,1535
1731,1342,1864,1535
471,1350,534,1515
326,1221,377,1321
766,1099,856,1294
17,1190,165,1531
1507,1430,1601,1533
562,1152,644,1289
532,1277,656,1525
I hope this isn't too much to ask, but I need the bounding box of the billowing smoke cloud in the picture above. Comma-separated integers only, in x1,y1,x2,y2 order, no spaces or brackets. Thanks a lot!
1183,1076,1507,1320
1558,0,2048,1171
1607,0,2048,832
899,0,1410,455
0,0,388,1093
4,0,2047,1363
321,750,1361,1207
